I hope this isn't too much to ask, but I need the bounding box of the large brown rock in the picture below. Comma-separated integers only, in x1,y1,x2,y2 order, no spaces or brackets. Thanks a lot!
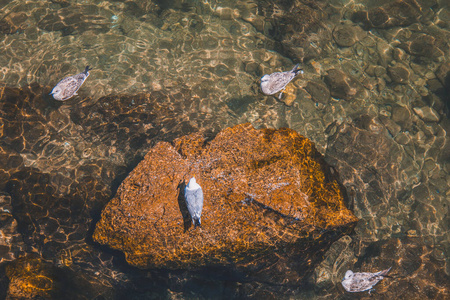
93,123,357,285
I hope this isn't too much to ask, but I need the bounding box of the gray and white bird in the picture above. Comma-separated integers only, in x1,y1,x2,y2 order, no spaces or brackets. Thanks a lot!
50,66,92,101
341,267,391,293
260,64,303,99
184,177,204,228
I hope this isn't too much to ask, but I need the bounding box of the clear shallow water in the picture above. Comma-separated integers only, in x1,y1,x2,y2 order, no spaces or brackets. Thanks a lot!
0,0,448,299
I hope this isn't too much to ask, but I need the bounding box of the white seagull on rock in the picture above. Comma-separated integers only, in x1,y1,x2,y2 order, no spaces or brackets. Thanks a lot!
184,177,204,228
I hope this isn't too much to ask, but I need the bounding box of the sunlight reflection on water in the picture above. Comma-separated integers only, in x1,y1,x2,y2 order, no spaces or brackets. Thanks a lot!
0,0,449,298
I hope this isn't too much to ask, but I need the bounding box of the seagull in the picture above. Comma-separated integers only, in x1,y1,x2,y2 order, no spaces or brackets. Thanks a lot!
184,177,204,228
50,66,92,101
260,64,303,99
342,267,392,293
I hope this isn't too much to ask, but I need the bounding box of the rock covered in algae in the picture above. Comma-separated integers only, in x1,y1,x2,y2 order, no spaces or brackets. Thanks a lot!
6,256,54,299
93,123,357,285
5,255,110,299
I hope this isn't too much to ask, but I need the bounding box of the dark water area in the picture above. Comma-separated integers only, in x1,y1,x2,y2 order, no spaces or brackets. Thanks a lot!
0,0,449,299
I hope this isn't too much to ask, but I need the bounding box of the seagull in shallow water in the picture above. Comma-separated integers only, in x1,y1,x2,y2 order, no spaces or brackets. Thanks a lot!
184,177,204,228
341,267,392,293
50,66,92,101
260,64,303,99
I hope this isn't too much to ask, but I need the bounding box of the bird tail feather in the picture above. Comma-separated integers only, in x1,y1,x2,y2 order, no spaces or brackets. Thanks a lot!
193,217,201,228
83,66,92,74
292,63,303,76
379,267,392,276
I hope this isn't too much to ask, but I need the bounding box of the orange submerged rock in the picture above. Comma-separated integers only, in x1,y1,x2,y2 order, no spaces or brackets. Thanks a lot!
93,123,357,284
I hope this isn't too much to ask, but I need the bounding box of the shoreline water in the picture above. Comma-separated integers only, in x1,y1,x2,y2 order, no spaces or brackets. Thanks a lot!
0,0,448,298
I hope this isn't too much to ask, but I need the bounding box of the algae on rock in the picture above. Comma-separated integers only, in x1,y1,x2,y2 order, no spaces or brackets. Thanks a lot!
93,123,358,285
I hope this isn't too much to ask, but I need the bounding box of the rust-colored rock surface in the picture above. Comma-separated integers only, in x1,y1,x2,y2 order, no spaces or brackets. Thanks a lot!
93,123,357,285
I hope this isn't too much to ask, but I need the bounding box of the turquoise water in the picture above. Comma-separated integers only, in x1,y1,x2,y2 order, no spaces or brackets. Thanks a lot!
0,0,449,298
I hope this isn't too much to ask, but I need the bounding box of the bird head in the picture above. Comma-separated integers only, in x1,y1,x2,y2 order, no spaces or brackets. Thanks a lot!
343,270,353,280
50,86,61,96
188,177,196,186
260,75,270,83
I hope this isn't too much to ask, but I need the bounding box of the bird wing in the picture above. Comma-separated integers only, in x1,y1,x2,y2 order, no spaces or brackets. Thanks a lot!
185,188,203,219
61,77,83,100
267,73,288,93
345,274,373,292
194,188,203,212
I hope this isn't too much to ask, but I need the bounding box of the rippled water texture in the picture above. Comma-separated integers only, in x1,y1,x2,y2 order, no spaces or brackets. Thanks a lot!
0,0,449,299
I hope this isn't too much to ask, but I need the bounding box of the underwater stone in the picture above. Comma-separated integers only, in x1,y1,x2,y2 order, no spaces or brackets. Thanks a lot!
395,132,411,145
5,255,112,299
368,8,390,27
426,79,445,95
305,80,331,104
413,106,440,122
365,65,386,77
436,62,450,91
379,116,401,138
391,105,412,129
351,0,425,29
323,69,364,101
325,119,424,246
0,12,28,34
435,7,450,28
6,256,56,299
269,1,331,61
93,123,357,286
0,193,25,264
393,47,408,61
387,65,410,84
400,33,446,60
332,24,358,47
